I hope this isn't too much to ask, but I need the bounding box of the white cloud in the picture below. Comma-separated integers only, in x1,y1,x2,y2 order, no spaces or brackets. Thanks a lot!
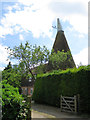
18,0,52,9
0,0,88,39
68,14,87,34
0,44,10,65
0,26,13,38
49,0,88,34
78,34,85,38
1,0,18,2
0,44,18,71
0,0,89,70
73,48,88,66
0,1,55,39
19,34,24,41
0,67,5,71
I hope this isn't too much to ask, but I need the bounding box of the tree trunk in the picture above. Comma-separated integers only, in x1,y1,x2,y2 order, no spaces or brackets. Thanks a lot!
29,68,35,82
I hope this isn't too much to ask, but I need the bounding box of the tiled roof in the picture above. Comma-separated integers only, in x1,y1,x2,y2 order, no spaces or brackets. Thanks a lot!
21,78,34,87
53,31,70,52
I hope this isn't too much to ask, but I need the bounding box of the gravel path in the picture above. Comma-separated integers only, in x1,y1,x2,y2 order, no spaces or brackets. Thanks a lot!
31,103,82,119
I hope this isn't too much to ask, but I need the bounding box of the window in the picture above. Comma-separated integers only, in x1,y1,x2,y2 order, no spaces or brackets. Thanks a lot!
25,88,27,95
31,88,33,95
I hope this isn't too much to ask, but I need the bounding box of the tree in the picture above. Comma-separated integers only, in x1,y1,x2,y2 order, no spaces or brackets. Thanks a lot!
34,63,48,74
2,63,22,88
4,62,12,71
49,50,74,70
7,41,50,81
77,62,83,68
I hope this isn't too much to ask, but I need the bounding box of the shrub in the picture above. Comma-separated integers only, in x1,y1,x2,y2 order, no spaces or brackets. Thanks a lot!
2,80,28,120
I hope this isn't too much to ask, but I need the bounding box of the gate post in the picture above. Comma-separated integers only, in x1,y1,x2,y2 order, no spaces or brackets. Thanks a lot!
77,94,80,113
60,95,62,112
74,95,77,113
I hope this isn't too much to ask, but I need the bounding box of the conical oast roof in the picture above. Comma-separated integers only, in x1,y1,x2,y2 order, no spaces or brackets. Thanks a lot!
53,31,70,52
52,30,76,68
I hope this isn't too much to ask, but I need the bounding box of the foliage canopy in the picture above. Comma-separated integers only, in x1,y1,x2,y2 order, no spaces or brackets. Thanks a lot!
7,41,50,80
49,50,74,70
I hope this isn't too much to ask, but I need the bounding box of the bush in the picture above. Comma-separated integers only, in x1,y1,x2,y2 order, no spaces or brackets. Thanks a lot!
2,80,28,120
33,65,90,113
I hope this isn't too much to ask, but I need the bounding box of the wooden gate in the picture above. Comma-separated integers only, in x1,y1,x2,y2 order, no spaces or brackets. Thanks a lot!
60,95,79,113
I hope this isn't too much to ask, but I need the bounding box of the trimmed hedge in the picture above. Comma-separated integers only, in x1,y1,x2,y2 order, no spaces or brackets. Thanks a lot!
33,66,90,113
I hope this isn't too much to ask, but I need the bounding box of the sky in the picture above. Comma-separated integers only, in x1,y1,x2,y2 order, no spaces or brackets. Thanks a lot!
0,0,89,70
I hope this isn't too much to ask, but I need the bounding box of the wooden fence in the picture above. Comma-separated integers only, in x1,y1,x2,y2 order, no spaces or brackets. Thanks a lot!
60,95,80,113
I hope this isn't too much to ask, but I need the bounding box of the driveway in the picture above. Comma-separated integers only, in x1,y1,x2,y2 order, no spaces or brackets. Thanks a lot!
31,102,83,119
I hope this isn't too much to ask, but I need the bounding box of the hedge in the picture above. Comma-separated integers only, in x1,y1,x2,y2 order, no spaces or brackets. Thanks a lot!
33,65,90,113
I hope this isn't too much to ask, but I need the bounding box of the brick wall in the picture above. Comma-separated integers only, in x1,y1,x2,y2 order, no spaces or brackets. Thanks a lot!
21,86,34,96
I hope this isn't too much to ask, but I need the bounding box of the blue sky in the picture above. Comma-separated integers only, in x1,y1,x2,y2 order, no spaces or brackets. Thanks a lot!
0,0,89,70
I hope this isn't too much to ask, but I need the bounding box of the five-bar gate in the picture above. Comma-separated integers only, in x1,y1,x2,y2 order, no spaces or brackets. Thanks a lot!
60,95,79,113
